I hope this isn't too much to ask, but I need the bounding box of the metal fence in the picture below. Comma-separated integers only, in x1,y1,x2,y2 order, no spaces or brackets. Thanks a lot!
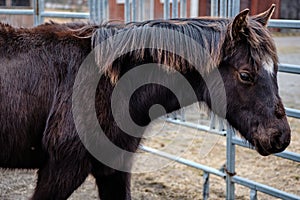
0,0,299,199
0,0,188,25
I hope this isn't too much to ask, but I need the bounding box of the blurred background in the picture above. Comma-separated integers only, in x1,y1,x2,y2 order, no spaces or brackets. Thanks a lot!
0,0,300,28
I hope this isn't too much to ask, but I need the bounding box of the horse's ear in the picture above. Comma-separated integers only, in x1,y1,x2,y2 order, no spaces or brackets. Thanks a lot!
231,8,250,39
252,4,275,27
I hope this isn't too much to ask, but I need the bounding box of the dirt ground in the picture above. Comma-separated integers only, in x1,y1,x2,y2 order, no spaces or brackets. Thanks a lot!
0,36,300,200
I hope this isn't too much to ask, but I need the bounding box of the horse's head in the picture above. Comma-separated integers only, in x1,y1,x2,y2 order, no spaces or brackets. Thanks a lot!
219,4,291,156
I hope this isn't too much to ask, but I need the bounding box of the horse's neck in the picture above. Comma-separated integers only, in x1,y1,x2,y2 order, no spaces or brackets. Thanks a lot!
126,69,208,126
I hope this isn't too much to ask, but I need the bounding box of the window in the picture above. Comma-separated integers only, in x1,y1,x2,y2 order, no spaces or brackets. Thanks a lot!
0,0,5,6
11,0,30,6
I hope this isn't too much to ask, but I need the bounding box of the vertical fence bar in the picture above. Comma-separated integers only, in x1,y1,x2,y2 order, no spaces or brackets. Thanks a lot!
100,0,106,22
250,189,258,200
98,0,102,23
132,0,137,21
203,172,210,200
171,111,177,119
190,0,198,17
226,124,236,200
38,0,44,24
218,117,224,131
232,0,240,16
125,0,130,23
164,0,170,19
210,0,218,17
172,0,178,18
33,0,39,26
89,0,95,21
95,0,99,22
180,108,185,122
180,0,187,18
150,0,154,19
209,112,216,129
219,0,227,17
139,0,144,21
103,0,108,20
227,0,232,17
94,0,98,21
90,0,93,20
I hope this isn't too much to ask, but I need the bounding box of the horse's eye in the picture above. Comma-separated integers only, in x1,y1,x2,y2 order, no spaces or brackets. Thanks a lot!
239,72,254,83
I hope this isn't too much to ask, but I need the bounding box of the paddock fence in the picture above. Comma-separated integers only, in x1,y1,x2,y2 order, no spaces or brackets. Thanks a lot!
0,1,299,199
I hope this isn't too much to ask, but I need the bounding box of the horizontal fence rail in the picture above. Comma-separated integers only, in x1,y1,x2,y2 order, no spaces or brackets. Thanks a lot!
285,107,300,119
39,11,89,19
269,19,300,29
0,9,89,18
279,64,300,74
232,176,300,200
0,0,299,199
140,145,226,178
0,9,33,15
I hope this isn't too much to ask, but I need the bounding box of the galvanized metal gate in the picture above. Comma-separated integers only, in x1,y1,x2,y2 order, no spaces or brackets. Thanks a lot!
1,1,299,199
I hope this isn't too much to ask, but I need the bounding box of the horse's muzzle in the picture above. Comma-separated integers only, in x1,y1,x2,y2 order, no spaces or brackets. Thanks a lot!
253,125,291,156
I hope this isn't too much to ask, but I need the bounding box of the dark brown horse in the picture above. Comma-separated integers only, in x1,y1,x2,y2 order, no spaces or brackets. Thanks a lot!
0,4,290,200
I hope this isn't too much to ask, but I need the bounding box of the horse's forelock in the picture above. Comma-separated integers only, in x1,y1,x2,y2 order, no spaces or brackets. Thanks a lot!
248,18,278,65
227,18,278,71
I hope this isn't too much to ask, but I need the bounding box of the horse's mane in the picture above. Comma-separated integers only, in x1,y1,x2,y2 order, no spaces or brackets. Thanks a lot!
86,18,230,82
0,16,278,82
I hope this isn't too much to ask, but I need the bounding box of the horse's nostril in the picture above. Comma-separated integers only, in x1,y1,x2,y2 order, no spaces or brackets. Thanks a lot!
273,134,283,150
272,131,291,151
